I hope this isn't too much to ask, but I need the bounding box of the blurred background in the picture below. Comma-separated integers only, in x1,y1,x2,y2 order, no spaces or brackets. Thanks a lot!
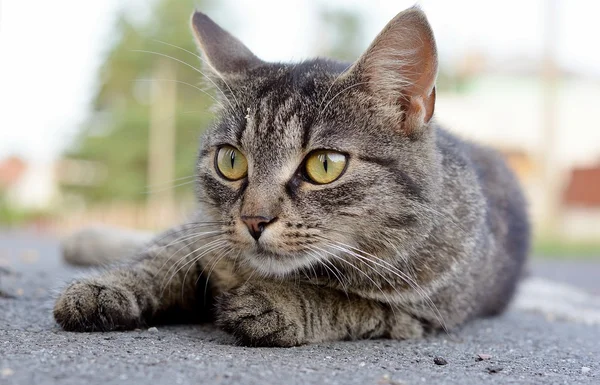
1,0,599,258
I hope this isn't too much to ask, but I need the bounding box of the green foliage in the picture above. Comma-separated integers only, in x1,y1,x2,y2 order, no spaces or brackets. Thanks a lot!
533,237,600,259
0,192,51,227
318,9,364,61
62,0,215,203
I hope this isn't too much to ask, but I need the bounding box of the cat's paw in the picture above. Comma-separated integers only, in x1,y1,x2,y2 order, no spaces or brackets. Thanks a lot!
53,280,142,332
216,284,304,347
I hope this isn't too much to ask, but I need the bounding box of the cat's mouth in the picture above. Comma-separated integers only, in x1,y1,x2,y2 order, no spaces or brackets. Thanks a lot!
254,243,278,256
239,242,317,277
251,242,298,260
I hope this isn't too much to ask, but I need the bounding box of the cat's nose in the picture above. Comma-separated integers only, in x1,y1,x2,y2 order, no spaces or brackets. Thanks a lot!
241,215,277,240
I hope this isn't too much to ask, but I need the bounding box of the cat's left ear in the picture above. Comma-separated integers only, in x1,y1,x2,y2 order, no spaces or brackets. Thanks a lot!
348,7,438,134
191,11,264,77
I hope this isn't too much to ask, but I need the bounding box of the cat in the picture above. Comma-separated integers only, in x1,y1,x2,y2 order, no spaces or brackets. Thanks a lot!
53,6,530,347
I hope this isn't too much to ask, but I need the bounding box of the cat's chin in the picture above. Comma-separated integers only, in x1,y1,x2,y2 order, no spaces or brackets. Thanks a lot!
242,249,316,278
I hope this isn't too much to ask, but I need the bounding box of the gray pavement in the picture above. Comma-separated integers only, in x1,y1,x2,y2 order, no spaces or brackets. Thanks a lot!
1,232,599,385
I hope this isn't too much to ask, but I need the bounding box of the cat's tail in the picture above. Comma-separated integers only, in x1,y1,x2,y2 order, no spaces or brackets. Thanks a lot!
61,226,154,266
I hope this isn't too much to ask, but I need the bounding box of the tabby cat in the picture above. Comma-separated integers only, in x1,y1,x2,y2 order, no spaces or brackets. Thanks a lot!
53,7,529,347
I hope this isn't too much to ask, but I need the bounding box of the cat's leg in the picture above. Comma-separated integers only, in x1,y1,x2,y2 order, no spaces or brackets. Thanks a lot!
54,223,224,331
216,280,423,347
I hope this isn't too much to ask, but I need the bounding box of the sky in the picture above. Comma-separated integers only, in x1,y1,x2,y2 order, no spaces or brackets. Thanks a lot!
1,0,600,163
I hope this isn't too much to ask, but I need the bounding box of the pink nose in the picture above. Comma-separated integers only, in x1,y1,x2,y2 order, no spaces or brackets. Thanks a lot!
241,216,276,240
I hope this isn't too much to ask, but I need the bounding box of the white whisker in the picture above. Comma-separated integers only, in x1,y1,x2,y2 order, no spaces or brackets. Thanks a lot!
133,78,225,110
160,239,227,297
132,49,236,111
152,39,241,111
318,82,368,119
325,238,448,333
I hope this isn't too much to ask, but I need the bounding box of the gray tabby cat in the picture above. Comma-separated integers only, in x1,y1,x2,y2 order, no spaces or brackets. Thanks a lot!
53,7,529,347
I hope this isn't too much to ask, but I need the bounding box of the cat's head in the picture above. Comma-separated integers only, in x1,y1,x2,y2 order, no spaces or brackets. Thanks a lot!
191,7,441,277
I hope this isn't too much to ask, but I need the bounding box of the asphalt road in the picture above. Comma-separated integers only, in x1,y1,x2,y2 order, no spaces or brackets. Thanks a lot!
1,232,599,385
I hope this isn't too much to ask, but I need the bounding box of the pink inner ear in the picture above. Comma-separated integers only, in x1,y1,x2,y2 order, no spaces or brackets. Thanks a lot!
354,7,438,129
424,87,436,123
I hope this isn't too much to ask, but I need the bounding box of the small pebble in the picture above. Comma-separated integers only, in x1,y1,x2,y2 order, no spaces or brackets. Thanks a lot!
581,367,591,374
147,327,159,333
487,366,503,374
476,353,492,361
433,356,448,366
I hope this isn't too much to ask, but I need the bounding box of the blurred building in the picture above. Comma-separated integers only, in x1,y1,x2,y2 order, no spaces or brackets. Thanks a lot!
0,156,58,210
435,49,600,240
0,157,26,188
560,164,600,239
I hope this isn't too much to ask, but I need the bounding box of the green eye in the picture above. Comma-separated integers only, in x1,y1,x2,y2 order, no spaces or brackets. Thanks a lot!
305,150,347,184
216,145,248,181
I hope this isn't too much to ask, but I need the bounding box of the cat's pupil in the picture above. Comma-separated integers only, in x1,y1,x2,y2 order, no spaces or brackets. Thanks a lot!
319,154,328,173
230,150,235,168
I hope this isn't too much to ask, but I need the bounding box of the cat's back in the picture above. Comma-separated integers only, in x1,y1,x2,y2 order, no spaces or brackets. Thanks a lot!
436,126,530,314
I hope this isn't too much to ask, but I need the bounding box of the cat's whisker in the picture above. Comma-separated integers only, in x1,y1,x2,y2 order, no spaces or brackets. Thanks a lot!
144,221,229,247
152,39,242,111
155,234,225,281
162,220,228,230
142,178,197,195
132,49,236,111
320,225,439,296
152,227,225,253
318,226,419,281
323,238,448,333
133,78,225,110
313,244,399,313
207,247,238,302
182,244,232,302
145,174,195,188
313,242,401,310
306,256,319,283
318,81,369,118
314,235,426,311
334,229,420,284
317,63,353,116
307,245,382,290
156,229,225,254
305,249,350,299
199,248,232,298
160,239,228,298
239,255,260,288
159,237,226,286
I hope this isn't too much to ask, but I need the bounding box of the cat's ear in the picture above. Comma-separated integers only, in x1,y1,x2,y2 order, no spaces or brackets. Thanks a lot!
349,7,438,133
191,11,263,76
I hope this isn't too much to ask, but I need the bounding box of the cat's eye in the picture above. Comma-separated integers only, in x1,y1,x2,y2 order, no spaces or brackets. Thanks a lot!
304,150,348,184
215,145,248,181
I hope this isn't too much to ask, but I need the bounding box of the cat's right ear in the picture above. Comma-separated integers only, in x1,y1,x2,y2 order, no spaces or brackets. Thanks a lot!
191,11,263,77
346,7,438,135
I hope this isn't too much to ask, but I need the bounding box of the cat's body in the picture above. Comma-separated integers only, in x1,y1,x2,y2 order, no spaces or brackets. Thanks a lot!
54,8,529,346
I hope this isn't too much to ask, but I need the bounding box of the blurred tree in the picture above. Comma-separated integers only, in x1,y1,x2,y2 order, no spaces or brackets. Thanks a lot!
62,0,216,203
317,9,364,62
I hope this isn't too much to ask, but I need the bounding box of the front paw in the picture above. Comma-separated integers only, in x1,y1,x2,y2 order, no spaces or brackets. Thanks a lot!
54,280,142,332
216,284,303,347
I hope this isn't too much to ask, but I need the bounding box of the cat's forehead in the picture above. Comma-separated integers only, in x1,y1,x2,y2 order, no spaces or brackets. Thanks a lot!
240,90,306,152
236,62,346,156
